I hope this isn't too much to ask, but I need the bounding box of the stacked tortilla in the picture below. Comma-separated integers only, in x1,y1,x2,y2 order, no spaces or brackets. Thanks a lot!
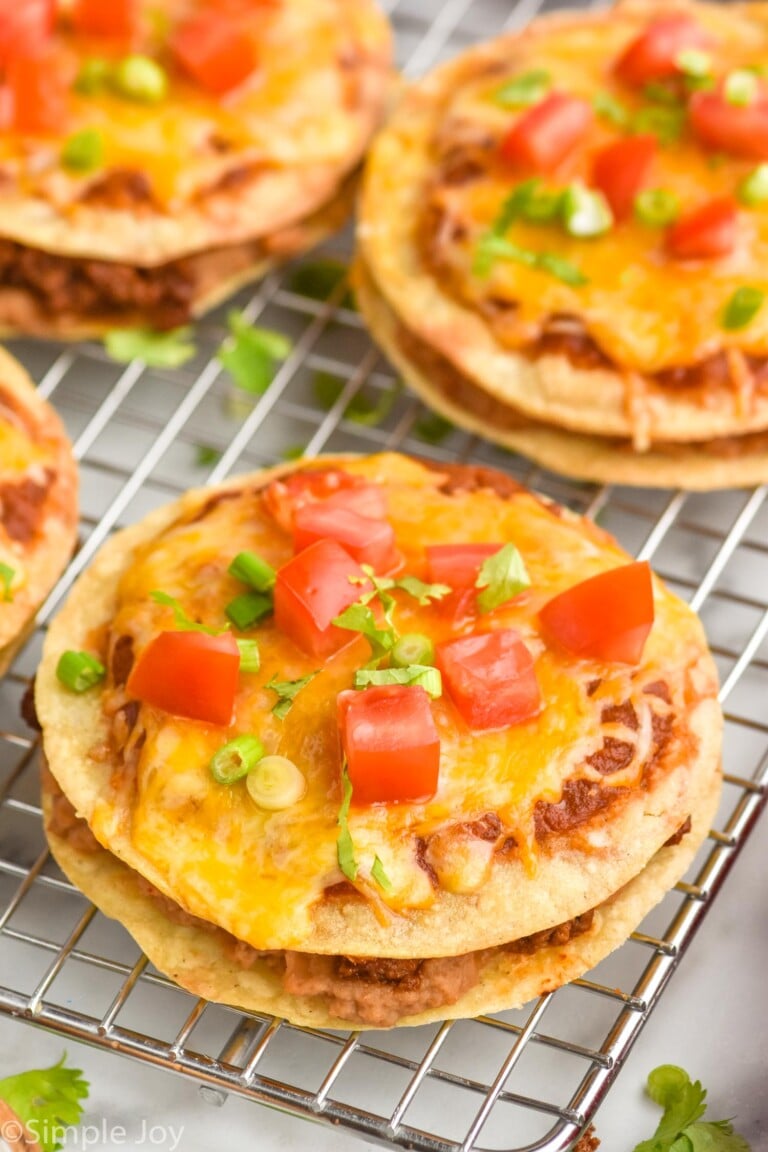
37,453,722,1028
0,347,77,674
357,2,768,489
0,0,392,337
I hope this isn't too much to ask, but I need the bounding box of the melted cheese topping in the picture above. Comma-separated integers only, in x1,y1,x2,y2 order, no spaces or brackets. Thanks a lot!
430,4,768,373
0,0,384,208
95,454,707,950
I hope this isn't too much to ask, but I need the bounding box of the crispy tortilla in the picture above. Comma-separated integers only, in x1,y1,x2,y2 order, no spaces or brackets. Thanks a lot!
355,257,768,490
36,454,722,963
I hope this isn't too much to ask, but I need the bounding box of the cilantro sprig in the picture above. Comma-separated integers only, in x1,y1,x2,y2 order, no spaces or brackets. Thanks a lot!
266,672,319,720
218,310,291,395
0,1055,89,1152
104,326,196,368
475,543,531,613
633,1065,751,1152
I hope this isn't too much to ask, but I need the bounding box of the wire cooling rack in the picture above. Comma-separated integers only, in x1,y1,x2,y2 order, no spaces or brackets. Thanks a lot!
0,1,767,1150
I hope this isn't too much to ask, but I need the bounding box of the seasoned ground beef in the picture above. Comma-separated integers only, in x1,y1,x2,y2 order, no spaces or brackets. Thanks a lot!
0,471,53,542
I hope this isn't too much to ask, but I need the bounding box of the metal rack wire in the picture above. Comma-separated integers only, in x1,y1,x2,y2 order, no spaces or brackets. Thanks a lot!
0,1,766,1150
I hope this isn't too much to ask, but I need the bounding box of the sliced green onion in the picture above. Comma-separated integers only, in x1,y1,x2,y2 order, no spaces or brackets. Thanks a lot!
56,651,105,693
724,69,759,107
246,755,306,810
475,543,531,613
354,665,442,698
210,735,264,784
235,639,260,673
74,58,112,95
61,129,104,173
371,855,393,892
226,591,272,631
634,188,681,227
593,90,630,128
561,184,613,238
112,55,168,103
337,766,357,881
392,632,435,668
0,563,15,602
738,164,768,206
492,69,550,108
474,235,587,286
522,188,563,223
676,48,712,79
228,551,276,592
721,286,765,330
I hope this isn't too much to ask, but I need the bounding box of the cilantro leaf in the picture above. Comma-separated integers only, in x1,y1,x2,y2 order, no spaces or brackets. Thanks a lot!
195,444,221,467
337,765,357,881
150,590,223,635
633,1066,752,1152
354,665,442,698
266,672,319,720
475,543,531,612
413,411,454,444
104,326,196,368
333,603,396,664
313,371,399,427
391,575,451,606
371,854,392,891
0,1055,89,1152
593,90,631,128
218,311,291,395
492,69,551,109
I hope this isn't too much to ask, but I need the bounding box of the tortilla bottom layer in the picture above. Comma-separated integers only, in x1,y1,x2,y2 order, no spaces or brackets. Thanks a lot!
42,760,719,1029
355,258,768,491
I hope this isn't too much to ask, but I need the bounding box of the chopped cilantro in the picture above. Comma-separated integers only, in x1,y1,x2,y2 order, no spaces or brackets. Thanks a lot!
474,234,587,285
288,259,356,309
336,765,357,881
195,444,222,467
218,311,291,395
633,103,686,145
312,371,399,426
633,1065,751,1152
0,1055,89,1152
266,672,319,720
354,665,442,698
281,444,306,461
371,854,393,892
333,603,397,665
593,89,685,143
593,90,631,128
104,326,196,368
492,69,551,109
721,286,765,331
150,590,222,634
61,128,104,172
0,563,14,602
389,574,451,606
475,543,531,613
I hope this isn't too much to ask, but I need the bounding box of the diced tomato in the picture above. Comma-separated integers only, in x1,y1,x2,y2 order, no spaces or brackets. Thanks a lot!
0,2,55,66
592,135,657,222
263,469,385,534
338,685,440,804
500,92,593,174
126,631,240,726
170,13,258,95
274,538,370,657
6,49,68,134
293,504,397,573
436,630,540,732
665,197,738,260
689,85,768,161
614,14,711,87
539,560,654,664
71,0,138,38
426,544,503,590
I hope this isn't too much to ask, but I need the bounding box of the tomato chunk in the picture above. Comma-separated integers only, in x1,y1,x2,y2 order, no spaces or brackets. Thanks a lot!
539,560,654,664
615,14,711,87
665,197,738,260
436,630,540,731
126,631,240,726
293,504,397,573
592,135,657,222
689,85,768,161
170,13,258,95
500,92,593,174
274,538,369,657
71,0,138,38
0,2,54,65
426,544,503,590
6,50,68,134
263,469,385,534
338,685,440,804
